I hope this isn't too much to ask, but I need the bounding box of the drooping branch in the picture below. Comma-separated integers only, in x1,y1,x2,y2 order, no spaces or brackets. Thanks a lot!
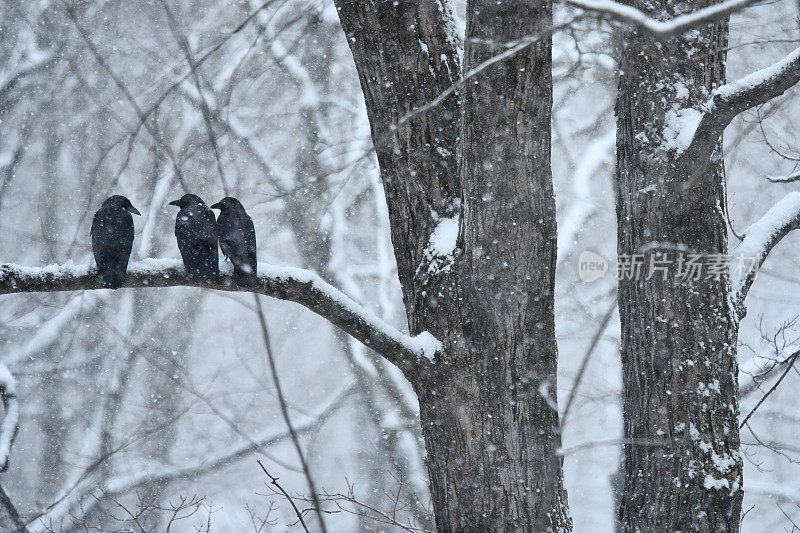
0,260,440,377
729,191,800,310
4,293,102,367
682,47,800,178
563,0,762,39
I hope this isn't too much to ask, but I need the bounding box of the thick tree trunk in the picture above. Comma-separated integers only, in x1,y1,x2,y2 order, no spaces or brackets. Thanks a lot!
615,4,743,531
335,1,570,530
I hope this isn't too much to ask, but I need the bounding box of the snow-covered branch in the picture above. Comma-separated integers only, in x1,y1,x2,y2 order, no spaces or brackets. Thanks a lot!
563,0,761,39
684,47,800,177
767,169,800,183
0,260,440,376
730,192,800,309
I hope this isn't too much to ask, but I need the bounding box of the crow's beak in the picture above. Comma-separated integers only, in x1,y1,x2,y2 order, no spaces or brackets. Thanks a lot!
168,200,181,207
128,205,142,216
210,201,222,210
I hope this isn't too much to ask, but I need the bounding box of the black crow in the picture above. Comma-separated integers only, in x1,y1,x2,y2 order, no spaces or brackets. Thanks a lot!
91,195,141,289
168,194,220,281
211,197,257,287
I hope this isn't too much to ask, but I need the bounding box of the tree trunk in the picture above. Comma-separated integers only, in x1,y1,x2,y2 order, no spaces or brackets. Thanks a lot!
614,4,743,531
335,1,570,530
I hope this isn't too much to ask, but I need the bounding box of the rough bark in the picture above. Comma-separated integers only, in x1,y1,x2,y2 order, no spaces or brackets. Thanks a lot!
335,1,570,531
614,3,742,531
333,0,462,336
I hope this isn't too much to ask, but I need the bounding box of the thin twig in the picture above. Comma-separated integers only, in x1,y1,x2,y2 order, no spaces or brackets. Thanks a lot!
560,296,617,431
256,460,310,533
253,296,327,532
740,349,800,428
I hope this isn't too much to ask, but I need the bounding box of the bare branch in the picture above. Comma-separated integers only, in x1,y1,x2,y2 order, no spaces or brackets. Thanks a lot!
64,5,190,191
739,322,800,398
740,353,799,398
730,191,800,308
0,364,23,531
0,260,439,377
256,460,310,533
160,0,231,196
563,0,762,39
740,349,800,427
560,296,616,431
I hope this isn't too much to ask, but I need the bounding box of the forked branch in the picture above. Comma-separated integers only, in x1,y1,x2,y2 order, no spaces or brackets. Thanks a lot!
684,46,800,178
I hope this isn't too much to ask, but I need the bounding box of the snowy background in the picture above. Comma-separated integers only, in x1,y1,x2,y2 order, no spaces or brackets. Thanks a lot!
0,0,799,530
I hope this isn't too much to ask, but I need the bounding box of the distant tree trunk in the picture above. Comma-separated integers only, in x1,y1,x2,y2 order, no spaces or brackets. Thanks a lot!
335,1,571,530
614,2,743,530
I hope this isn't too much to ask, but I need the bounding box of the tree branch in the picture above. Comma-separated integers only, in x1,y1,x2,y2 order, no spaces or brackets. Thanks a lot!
563,0,762,39
0,260,440,377
257,460,311,533
767,169,800,183
683,46,800,178
729,191,800,309
740,349,800,427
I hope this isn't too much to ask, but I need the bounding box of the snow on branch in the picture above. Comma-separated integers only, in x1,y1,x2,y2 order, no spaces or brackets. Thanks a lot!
767,169,800,183
0,259,440,375
0,364,19,473
563,0,761,39
730,192,800,308
713,46,800,106
683,46,800,175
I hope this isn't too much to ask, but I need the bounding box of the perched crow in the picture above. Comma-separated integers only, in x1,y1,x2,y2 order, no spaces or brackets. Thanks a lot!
169,194,220,281
91,195,141,289
211,197,257,287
